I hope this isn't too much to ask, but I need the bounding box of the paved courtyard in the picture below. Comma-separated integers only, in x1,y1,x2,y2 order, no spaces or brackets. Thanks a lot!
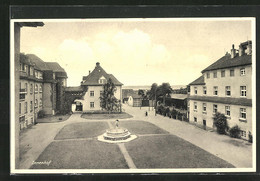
19,104,252,169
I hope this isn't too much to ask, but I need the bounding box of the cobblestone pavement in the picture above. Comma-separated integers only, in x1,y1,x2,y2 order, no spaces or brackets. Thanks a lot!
122,104,253,168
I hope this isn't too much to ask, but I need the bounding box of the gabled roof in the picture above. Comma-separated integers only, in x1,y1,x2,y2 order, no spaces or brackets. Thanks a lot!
81,62,123,86
201,54,251,73
189,75,205,85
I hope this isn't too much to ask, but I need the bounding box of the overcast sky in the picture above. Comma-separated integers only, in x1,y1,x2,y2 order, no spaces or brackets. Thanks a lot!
20,19,252,87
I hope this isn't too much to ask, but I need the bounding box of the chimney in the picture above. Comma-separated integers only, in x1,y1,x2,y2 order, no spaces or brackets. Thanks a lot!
239,44,245,56
96,62,100,67
89,70,91,75
231,44,236,58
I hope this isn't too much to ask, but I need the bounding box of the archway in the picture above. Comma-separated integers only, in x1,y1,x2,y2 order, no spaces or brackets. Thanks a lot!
74,99,84,112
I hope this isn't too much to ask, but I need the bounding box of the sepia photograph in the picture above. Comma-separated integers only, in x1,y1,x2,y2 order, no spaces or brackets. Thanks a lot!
10,17,256,174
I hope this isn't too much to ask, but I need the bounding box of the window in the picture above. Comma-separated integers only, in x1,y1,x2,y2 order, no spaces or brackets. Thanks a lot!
99,79,107,84
35,84,38,93
194,87,197,95
194,117,197,122
24,102,27,114
240,130,246,137
221,70,225,77
203,103,207,113
53,73,55,79
225,86,231,96
30,84,33,94
35,99,38,107
213,71,217,78
203,87,207,95
240,68,245,76
213,86,218,96
240,86,246,97
230,69,234,77
213,104,218,114
225,106,230,117
194,102,197,111
30,101,33,112
206,72,210,78
20,63,23,71
240,108,246,119
30,67,34,76
25,83,27,93
24,65,28,73
39,72,43,79
19,103,21,114
90,91,94,97
39,98,42,106
39,85,42,93
90,102,94,108
100,91,103,96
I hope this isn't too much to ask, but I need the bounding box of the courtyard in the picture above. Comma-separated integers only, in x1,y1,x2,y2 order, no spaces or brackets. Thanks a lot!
19,104,252,170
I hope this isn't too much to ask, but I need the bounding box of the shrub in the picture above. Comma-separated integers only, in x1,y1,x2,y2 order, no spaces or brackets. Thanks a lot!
38,110,45,118
170,109,178,119
229,125,241,138
213,112,228,134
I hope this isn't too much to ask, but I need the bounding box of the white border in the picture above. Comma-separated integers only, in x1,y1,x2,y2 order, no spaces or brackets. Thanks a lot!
10,17,256,174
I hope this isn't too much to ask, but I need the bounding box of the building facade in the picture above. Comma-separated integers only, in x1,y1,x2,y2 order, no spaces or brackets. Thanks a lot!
19,53,67,129
188,41,252,140
66,62,123,112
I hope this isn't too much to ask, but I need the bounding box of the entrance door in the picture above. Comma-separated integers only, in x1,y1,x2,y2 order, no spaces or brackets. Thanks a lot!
203,120,206,130
75,102,83,111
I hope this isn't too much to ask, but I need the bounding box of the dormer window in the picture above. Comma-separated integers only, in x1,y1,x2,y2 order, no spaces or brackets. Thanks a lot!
99,76,107,84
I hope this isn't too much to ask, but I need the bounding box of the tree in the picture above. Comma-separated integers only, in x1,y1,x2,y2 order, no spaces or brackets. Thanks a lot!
213,112,228,134
100,78,120,113
138,89,145,108
149,83,158,111
157,83,173,105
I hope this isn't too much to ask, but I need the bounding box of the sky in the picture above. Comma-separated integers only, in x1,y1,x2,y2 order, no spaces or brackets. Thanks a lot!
20,18,253,87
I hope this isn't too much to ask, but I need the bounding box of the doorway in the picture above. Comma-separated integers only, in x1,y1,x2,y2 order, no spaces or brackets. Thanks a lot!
75,101,83,111
203,120,206,130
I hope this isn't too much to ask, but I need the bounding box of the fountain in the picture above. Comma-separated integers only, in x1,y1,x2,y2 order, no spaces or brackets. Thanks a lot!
98,119,137,143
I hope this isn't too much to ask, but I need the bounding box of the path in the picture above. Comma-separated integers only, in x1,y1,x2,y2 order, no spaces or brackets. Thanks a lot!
123,104,253,168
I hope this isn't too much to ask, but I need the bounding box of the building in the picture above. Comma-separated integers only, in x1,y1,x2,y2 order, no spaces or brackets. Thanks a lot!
127,93,142,107
19,53,67,129
188,41,252,140
65,62,123,112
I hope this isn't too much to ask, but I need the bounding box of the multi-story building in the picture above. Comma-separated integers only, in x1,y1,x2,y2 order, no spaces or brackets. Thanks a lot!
188,41,252,140
80,62,123,111
65,62,123,112
19,53,67,129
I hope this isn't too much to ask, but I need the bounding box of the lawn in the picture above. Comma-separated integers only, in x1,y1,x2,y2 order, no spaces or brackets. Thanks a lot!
30,140,128,169
55,122,109,140
125,135,234,168
81,112,133,119
118,120,169,135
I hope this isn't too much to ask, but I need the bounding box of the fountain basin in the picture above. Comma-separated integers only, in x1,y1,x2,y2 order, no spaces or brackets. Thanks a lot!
104,127,131,141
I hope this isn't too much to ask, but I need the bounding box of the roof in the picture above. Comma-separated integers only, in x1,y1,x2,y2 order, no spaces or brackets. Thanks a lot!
81,62,123,86
26,54,51,71
64,86,83,92
45,62,66,73
188,95,252,107
169,94,188,100
189,75,205,85
129,93,142,99
25,54,66,74
201,54,252,73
